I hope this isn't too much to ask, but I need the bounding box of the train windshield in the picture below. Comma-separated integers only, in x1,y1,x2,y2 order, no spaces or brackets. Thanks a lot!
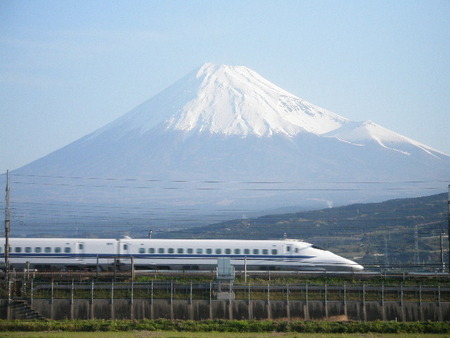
311,245,326,251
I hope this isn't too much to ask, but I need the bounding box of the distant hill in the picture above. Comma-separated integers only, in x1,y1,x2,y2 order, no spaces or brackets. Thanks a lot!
159,192,449,271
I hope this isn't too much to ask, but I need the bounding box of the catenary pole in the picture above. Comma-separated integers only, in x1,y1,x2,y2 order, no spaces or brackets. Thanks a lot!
447,184,450,273
5,170,10,283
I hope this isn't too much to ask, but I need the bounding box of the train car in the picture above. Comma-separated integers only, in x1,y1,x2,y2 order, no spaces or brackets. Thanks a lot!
118,238,363,271
0,238,118,270
1,237,363,272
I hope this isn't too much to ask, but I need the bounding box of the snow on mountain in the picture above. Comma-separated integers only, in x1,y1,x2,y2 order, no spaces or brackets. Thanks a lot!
92,63,349,139
324,120,448,158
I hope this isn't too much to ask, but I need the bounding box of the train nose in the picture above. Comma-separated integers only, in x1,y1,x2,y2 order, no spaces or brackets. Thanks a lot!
340,256,364,271
351,263,364,271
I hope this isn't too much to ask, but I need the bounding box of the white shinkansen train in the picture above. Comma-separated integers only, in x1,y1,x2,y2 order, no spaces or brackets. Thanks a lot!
0,237,363,272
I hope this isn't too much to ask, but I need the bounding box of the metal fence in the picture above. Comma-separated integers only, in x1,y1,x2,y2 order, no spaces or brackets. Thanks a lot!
16,280,450,304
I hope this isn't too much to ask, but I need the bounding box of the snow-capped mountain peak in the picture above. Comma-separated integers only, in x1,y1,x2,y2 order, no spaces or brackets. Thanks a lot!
108,63,349,138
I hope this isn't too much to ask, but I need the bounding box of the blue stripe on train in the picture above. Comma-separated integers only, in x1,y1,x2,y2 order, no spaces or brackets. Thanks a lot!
1,253,315,260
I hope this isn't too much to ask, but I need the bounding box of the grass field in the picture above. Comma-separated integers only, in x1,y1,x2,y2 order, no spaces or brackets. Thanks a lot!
1,320,449,335
2,332,450,338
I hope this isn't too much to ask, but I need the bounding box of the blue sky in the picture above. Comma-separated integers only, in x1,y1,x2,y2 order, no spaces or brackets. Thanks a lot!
1,0,449,173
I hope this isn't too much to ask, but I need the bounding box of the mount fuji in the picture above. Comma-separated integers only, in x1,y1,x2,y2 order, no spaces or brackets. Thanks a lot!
8,63,450,236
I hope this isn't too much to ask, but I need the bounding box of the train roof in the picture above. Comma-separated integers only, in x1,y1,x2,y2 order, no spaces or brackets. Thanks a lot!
3,237,311,246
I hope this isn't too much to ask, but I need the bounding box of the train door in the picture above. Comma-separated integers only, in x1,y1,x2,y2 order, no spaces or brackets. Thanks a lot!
120,240,132,267
284,244,293,257
76,242,85,262
121,241,130,255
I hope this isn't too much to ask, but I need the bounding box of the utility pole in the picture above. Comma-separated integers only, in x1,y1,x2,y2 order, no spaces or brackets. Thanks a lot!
447,184,450,273
440,232,445,273
384,233,389,269
4,170,10,283
414,223,419,266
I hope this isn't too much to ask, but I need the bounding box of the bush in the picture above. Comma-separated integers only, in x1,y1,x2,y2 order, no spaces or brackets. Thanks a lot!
0,319,449,333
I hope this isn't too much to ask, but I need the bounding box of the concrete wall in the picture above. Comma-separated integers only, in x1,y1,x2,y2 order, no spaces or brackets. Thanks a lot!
3,299,448,321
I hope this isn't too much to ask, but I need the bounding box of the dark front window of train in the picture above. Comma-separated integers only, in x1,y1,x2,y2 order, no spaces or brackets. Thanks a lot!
311,245,325,251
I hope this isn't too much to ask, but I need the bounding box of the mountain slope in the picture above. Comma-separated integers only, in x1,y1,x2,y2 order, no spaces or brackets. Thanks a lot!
7,63,450,235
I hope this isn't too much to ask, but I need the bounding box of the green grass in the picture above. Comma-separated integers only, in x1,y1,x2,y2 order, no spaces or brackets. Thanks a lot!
1,332,450,338
0,320,449,334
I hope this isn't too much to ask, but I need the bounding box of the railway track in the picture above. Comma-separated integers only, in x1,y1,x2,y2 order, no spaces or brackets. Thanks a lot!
2,269,449,282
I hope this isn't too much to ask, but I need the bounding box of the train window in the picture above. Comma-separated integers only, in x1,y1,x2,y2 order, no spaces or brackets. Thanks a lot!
78,244,84,250
244,249,250,255
139,248,145,254
262,249,268,255
286,246,291,252
15,247,22,253
253,249,259,254
55,247,61,253
168,248,174,254
177,248,184,254
25,247,32,253
215,248,221,254
271,249,278,255
225,248,231,254
234,249,241,254
64,247,71,253
45,247,51,253
35,247,42,253
158,248,165,254
196,248,203,254
206,248,212,254
311,245,325,251
123,244,128,250
187,248,193,254
149,248,155,253
295,248,299,253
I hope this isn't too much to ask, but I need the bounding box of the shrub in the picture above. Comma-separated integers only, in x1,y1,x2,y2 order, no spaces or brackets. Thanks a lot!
0,319,449,333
